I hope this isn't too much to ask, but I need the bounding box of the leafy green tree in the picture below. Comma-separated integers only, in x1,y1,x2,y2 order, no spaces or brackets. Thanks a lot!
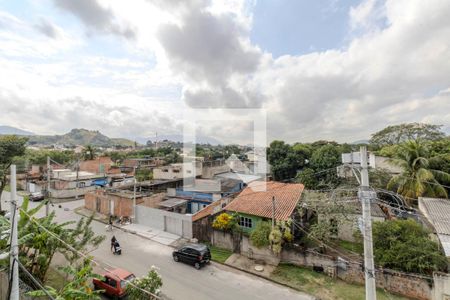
0,197,104,283
428,138,450,175
27,258,103,300
370,123,445,148
0,135,28,212
105,151,127,163
296,168,319,189
126,267,163,300
164,151,181,164
310,144,341,170
267,141,305,181
373,219,447,274
250,221,271,248
83,145,97,160
135,169,153,182
387,140,450,200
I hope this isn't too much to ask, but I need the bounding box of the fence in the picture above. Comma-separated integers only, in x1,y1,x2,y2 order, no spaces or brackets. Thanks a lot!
210,230,440,300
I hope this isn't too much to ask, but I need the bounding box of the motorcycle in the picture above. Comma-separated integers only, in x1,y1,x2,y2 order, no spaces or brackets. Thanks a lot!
113,241,122,255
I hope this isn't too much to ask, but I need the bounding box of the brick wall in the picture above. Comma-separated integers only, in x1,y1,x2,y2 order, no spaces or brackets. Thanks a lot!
281,248,433,300
142,193,166,208
79,156,113,174
85,189,144,217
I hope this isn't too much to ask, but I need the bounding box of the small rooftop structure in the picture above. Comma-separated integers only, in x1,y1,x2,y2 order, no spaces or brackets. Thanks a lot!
52,169,104,181
215,172,262,184
418,197,450,257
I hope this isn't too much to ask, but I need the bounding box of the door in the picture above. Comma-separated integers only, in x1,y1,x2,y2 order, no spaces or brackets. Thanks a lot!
184,248,198,265
178,248,189,262
103,277,118,296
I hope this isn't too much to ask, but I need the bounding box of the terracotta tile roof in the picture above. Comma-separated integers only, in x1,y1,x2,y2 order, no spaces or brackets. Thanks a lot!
192,200,222,222
224,181,304,221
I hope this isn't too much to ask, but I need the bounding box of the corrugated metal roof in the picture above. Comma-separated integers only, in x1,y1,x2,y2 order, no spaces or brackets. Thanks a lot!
419,198,450,234
224,182,304,221
437,234,450,257
158,198,188,208
419,197,450,257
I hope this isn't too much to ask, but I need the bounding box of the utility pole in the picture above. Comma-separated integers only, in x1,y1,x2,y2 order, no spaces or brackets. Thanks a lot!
133,166,137,223
9,165,19,300
75,159,79,200
46,156,51,216
271,196,275,229
359,146,377,300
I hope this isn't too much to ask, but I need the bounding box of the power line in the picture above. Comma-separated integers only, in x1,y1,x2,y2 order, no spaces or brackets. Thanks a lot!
18,208,161,300
16,259,55,300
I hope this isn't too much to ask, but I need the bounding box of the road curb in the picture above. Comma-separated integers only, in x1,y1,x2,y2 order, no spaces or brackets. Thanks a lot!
210,260,317,299
73,207,181,249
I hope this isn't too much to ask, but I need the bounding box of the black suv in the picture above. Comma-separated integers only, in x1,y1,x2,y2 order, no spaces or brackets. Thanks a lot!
172,243,211,270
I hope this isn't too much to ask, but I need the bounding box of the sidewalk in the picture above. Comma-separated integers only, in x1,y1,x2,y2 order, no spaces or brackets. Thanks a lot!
121,223,181,246
74,206,185,247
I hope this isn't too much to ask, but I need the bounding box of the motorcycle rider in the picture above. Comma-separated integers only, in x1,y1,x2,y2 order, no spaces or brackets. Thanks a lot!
111,235,117,252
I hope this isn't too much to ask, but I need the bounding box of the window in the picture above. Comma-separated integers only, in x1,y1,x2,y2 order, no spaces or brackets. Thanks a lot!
106,278,117,288
77,182,85,188
239,216,253,228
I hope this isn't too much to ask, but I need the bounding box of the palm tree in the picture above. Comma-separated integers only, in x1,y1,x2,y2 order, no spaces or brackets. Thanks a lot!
83,145,96,160
387,140,450,201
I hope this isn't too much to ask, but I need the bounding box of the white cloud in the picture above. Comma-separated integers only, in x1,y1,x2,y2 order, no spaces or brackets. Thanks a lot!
1,0,450,144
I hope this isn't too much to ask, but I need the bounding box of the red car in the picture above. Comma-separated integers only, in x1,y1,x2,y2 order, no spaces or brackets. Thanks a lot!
93,268,136,299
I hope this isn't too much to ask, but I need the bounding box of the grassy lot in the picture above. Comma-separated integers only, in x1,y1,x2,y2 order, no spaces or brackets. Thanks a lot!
338,240,364,255
209,245,233,264
271,263,409,300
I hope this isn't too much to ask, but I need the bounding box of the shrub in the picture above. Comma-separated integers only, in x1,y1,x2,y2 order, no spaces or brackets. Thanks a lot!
212,213,233,231
373,219,447,274
126,267,162,300
270,227,283,254
250,221,271,248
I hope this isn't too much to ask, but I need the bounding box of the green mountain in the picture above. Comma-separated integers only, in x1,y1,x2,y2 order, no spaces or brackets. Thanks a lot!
0,125,34,135
27,129,135,147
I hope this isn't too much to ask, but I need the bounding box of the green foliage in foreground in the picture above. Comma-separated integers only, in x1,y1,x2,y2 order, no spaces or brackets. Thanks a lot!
126,268,163,300
373,219,447,274
250,221,271,248
27,258,103,300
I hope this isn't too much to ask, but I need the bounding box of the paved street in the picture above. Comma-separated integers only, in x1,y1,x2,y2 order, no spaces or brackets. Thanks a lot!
1,192,313,300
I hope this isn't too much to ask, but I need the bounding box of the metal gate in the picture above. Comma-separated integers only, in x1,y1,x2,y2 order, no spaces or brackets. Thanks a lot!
164,216,180,236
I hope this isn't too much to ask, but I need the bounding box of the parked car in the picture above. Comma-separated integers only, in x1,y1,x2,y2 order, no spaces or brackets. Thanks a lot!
93,268,136,299
29,192,45,202
172,243,211,270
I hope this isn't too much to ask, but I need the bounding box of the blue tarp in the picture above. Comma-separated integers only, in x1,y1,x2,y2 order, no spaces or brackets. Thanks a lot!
92,178,108,187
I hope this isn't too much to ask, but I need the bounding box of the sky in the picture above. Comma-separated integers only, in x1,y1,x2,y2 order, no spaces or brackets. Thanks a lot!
0,0,449,145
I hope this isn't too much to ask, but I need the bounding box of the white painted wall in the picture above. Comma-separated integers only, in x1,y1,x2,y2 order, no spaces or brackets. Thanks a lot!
135,205,193,238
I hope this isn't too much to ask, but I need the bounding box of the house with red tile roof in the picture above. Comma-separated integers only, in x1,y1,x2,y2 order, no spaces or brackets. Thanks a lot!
224,181,304,233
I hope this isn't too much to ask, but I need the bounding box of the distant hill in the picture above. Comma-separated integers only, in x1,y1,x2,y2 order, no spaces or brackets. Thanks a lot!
143,134,223,145
0,125,34,136
351,139,369,145
27,129,135,147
